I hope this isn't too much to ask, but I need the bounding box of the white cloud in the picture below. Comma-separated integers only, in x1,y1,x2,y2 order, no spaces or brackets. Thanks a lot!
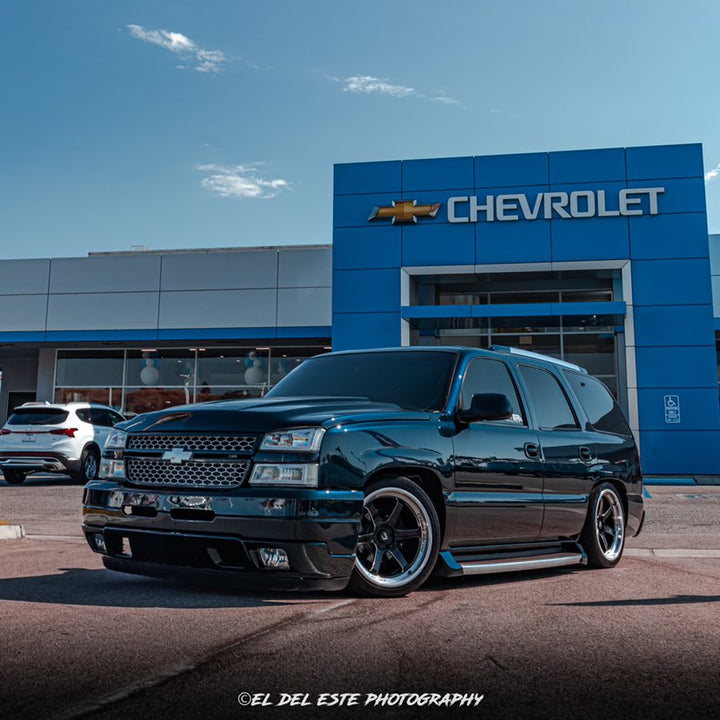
344,75,415,98
127,24,226,73
343,75,458,105
432,95,461,106
196,164,291,199
705,164,720,182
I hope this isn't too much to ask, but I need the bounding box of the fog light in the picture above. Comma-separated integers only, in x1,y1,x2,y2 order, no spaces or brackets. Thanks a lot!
257,547,290,570
92,533,107,553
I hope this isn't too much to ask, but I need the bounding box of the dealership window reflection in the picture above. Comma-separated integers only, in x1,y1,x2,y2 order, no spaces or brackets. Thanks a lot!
54,346,327,414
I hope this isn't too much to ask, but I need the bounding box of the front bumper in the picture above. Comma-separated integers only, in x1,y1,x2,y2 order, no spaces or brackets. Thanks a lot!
82,480,363,591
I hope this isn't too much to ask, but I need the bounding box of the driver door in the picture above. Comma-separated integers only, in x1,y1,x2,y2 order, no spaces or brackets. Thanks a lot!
450,357,544,544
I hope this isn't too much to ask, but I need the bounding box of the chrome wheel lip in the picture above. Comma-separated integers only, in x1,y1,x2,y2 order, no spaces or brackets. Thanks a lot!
355,487,432,589
595,488,625,562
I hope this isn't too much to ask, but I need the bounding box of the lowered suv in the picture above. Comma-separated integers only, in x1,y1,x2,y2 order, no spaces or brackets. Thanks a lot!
82,346,644,597
0,402,126,485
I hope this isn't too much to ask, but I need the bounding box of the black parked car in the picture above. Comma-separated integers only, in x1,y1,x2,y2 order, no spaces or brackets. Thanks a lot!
83,346,644,597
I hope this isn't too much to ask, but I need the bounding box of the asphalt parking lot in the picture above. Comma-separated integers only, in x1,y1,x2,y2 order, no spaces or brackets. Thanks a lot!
1,475,719,720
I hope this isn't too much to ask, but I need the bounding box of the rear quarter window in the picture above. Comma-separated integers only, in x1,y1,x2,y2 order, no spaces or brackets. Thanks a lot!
564,371,633,438
517,364,579,431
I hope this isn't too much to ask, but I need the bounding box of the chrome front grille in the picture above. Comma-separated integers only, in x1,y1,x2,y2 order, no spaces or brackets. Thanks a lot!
127,434,256,453
126,457,247,489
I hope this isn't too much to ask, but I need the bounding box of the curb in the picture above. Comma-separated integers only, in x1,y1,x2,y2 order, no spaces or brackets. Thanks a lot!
643,476,720,486
0,522,26,540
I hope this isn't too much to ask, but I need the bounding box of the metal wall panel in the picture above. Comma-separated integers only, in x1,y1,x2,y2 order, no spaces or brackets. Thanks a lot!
46,292,160,330
158,289,277,328
277,287,331,327
0,259,51,295
0,295,49,331
277,248,332,288
160,251,278,291
49,255,162,293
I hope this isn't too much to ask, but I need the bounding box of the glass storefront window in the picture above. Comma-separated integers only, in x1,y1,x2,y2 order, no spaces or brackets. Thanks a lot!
197,349,269,389
125,350,196,388
270,348,323,384
563,333,616,377
489,291,558,305
196,385,265,402
124,387,194,415
53,346,328,415
55,388,117,406
56,351,124,386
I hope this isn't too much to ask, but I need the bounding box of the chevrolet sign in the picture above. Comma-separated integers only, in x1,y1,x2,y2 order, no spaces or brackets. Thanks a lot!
448,187,664,223
369,187,665,226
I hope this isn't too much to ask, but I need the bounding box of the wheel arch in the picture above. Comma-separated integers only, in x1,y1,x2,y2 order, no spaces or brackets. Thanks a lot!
82,441,102,458
592,477,629,525
364,466,447,541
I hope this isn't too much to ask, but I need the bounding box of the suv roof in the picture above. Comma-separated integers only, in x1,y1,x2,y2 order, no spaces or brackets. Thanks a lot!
321,345,588,374
16,402,114,410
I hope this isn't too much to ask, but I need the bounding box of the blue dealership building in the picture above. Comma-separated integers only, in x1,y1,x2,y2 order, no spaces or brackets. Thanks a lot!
0,143,719,476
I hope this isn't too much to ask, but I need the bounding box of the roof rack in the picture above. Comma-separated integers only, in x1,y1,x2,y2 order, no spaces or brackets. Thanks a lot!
489,345,587,373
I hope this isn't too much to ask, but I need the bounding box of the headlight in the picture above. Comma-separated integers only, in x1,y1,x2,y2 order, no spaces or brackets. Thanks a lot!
259,427,325,452
99,459,126,480
249,463,319,487
105,428,128,450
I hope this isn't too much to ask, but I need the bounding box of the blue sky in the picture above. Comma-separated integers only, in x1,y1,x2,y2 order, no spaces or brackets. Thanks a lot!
2,0,720,259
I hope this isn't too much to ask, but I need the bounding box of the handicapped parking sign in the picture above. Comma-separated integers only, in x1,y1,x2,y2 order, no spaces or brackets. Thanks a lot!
664,394,681,424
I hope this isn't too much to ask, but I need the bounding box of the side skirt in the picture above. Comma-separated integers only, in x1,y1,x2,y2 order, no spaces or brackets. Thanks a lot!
435,541,587,577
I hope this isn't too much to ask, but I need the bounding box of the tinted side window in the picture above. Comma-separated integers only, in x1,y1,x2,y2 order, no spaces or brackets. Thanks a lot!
90,409,113,427
460,358,525,424
564,372,633,438
108,411,125,426
518,365,579,431
76,409,92,423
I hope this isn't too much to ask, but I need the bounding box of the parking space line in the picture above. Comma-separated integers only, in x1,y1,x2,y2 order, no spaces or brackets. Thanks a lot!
313,598,356,614
625,548,720,558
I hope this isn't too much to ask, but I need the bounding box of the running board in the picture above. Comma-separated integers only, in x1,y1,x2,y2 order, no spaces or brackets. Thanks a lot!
437,545,587,577
459,551,585,576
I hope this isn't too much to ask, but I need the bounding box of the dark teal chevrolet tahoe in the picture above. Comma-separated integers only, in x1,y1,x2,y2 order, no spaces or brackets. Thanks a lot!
82,346,644,597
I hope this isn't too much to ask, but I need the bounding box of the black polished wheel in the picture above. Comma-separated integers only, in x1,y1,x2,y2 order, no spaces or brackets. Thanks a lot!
581,482,626,568
74,448,100,484
349,477,440,597
2,469,27,485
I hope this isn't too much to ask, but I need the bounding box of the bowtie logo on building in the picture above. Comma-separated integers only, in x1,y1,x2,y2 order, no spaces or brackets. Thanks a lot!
368,200,442,224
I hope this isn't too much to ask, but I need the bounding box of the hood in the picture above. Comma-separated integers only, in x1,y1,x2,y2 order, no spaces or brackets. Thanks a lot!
119,397,433,434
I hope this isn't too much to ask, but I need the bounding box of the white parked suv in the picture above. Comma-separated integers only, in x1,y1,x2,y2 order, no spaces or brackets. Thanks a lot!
0,402,125,485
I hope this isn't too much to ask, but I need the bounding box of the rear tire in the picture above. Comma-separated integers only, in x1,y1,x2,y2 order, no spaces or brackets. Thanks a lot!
349,477,440,597
2,469,27,485
74,448,100,484
581,482,626,568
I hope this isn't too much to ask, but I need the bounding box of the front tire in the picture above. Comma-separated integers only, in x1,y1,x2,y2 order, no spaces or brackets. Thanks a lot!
581,482,626,568
74,448,100,484
349,477,440,597
2,469,27,485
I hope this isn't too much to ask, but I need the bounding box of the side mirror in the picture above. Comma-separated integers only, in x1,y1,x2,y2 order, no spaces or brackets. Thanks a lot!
458,393,513,423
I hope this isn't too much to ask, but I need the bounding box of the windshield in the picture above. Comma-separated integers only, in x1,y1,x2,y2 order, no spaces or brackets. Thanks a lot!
265,351,458,411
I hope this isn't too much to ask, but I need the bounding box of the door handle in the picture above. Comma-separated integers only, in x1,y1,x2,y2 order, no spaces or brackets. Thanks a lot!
524,442,540,459
579,446,594,462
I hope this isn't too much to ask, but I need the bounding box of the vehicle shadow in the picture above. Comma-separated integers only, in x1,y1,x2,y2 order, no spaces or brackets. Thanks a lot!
1,474,80,487
551,594,720,607
422,565,584,592
0,567,343,609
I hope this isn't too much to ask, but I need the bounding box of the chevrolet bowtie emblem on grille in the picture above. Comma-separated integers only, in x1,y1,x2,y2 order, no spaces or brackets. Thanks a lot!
162,448,193,464
368,200,442,224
